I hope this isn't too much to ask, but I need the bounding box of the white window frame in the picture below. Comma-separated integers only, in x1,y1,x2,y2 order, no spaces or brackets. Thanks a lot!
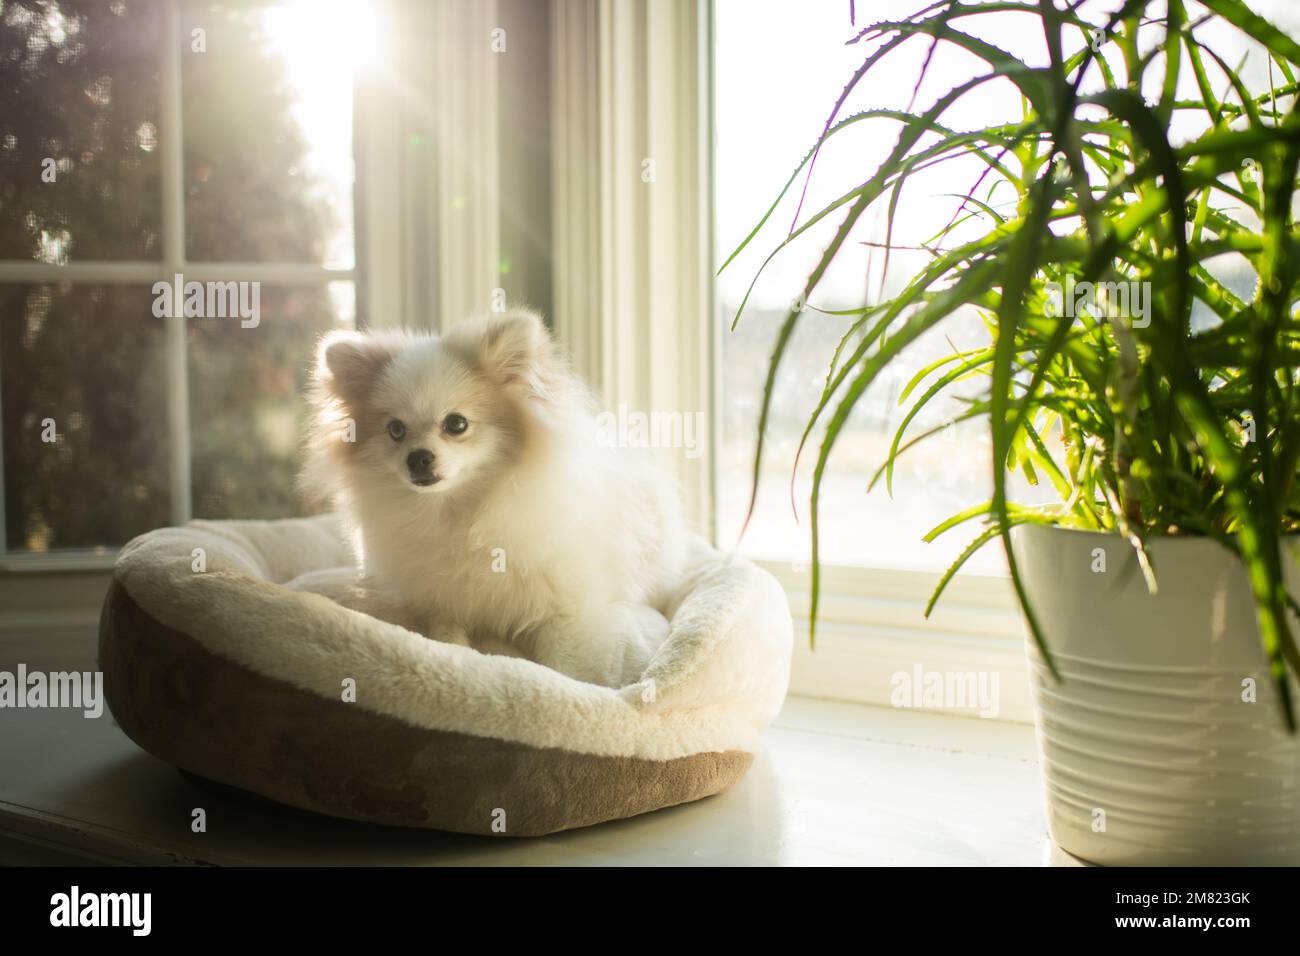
355,0,507,334
550,0,714,533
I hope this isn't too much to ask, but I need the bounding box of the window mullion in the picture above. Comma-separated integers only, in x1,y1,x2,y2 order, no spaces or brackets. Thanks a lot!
161,0,191,526
549,0,713,535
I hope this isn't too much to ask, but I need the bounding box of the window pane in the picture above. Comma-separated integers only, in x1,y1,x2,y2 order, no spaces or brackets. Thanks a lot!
181,0,364,267
719,308,1001,573
0,284,171,550
0,0,163,262
188,282,353,520
715,1,1300,575
715,0,1010,573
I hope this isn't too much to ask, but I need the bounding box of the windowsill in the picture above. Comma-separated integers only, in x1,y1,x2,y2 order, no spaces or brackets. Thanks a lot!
0,550,119,574
763,558,1036,722
0,680,1076,865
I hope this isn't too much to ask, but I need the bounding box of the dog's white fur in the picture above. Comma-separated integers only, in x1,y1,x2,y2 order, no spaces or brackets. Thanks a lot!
300,311,686,687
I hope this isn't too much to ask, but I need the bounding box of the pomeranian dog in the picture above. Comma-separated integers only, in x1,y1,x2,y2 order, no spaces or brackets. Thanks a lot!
299,310,685,688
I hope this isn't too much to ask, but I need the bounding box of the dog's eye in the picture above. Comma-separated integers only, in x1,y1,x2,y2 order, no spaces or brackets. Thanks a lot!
386,419,406,441
443,413,469,436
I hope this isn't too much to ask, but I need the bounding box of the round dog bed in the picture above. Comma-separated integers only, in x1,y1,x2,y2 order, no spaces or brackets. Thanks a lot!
99,515,792,836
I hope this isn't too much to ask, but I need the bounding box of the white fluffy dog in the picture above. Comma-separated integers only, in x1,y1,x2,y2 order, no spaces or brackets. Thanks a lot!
298,310,685,687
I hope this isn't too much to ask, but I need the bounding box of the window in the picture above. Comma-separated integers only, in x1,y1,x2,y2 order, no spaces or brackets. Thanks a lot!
0,0,368,558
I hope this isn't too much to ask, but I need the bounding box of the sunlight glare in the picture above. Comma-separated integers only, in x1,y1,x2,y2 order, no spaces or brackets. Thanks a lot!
263,0,381,84
260,0,380,269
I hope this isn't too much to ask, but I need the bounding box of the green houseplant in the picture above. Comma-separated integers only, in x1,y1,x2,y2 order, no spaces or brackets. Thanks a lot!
725,0,1300,864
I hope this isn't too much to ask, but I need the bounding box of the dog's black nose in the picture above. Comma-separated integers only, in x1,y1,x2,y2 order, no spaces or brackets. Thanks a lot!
406,448,435,476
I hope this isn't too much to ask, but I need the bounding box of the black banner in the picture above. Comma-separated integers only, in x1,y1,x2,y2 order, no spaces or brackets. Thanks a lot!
0,866,1286,942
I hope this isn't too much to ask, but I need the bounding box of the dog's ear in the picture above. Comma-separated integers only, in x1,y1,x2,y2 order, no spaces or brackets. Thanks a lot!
315,331,400,407
447,310,556,394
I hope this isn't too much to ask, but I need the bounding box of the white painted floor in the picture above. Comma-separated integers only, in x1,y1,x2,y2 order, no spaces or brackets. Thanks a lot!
0,671,1074,865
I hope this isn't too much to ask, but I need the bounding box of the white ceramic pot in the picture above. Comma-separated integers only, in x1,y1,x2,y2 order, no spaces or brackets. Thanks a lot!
1012,523,1300,865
